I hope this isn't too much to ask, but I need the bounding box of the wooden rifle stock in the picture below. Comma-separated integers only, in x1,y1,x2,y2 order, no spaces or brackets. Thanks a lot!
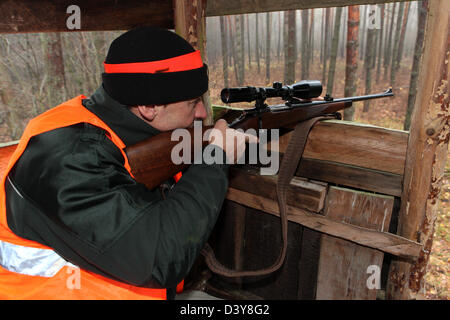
125,100,352,190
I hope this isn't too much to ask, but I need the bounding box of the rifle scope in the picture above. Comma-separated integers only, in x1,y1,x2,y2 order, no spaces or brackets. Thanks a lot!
221,80,323,104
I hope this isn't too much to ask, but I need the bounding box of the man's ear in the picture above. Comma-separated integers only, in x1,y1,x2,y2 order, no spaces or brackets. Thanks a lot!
137,105,157,122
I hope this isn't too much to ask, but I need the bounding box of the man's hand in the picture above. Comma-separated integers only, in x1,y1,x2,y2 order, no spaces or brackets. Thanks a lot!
208,119,258,164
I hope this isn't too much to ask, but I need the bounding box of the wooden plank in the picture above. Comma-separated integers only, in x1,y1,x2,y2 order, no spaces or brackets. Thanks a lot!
273,120,408,175
0,0,173,33
206,0,415,17
296,158,403,197
226,187,422,260
316,187,394,300
229,166,327,212
387,0,450,300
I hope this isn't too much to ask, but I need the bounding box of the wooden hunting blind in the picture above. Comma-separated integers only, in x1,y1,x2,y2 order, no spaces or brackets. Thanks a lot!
0,0,448,300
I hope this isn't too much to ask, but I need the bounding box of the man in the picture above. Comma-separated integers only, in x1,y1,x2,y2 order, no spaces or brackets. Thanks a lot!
0,26,254,299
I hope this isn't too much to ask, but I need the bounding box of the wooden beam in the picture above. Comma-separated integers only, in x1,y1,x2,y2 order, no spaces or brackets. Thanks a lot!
387,0,450,300
226,188,422,260
316,187,393,300
293,121,408,175
297,158,403,197
229,166,327,212
206,0,415,17
268,120,408,176
0,0,173,34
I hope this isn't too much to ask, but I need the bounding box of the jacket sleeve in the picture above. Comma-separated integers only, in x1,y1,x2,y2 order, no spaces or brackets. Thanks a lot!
8,125,229,288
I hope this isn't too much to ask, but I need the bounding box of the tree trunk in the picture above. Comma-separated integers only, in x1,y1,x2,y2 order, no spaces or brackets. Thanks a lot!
390,2,405,88
239,15,245,85
344,6,360,121
394,2,411,79
384,2,396,81
42,32,66,112
229,17,240,86
363,5,379,112
265,12,271,83
255,13,260,74
309,9,314,65
360,5,367,60
376,4,385,82
301,10,309,79
246,14,251,70
220,16,229,88
326,7,343,96
277,12,282,61
0,37,23,140
404,0,428,131
322,8,331,86
284,10,296,84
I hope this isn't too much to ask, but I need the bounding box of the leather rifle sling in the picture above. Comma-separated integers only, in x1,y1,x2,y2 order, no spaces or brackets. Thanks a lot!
201,115,336,277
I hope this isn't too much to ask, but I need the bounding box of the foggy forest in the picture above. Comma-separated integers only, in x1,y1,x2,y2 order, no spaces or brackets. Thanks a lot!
0,1,427,143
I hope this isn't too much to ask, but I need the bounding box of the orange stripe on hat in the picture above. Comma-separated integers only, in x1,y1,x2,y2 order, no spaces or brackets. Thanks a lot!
103,50,203,74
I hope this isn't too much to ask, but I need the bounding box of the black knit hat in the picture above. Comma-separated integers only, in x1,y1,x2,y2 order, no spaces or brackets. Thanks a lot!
102,26,208,106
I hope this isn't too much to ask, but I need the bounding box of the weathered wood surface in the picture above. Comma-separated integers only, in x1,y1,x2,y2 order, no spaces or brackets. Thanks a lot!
274,120,408,175
208,199,321,299
297,158,403,197
387,0,450,300
0,0,173,34
0,0,416,34
266,120,407,196
229,166,327,213
206,0,415,16
316,187,394,300
226,187,421,260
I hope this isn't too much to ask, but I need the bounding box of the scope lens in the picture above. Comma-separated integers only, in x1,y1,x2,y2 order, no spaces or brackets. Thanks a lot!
221,89,231,103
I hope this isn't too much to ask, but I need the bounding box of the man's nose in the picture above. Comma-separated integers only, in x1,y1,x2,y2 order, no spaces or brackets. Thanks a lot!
195,101,207,119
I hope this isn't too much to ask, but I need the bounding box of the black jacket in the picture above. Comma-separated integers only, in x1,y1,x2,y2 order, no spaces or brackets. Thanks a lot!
5,86,229,296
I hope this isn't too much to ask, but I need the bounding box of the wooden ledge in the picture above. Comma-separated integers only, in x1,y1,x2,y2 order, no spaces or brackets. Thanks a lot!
226,187,422,260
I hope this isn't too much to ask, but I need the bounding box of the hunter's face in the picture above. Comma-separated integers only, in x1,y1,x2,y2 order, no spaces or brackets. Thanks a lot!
130,96,207,131
155,97,207,131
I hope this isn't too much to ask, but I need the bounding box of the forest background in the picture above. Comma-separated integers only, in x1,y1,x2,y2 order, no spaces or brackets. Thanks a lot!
0,0,447,299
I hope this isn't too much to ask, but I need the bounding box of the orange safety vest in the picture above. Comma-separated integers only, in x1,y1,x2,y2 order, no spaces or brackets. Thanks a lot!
0,95,182,300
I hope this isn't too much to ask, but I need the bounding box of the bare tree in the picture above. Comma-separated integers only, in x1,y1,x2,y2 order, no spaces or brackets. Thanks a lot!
384,2,396,80
376,4,385,82
255,13,261,74
322,8,331,86
42,33,67,111
390,1,405,88
266,12,271,83
301,10,309,79
344,6,360,121
326,6,343,96
284,10,296,84
220,16,229,87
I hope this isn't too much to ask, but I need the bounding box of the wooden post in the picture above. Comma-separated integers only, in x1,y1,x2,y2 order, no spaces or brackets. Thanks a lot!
387,0,449,300
173,0,213,125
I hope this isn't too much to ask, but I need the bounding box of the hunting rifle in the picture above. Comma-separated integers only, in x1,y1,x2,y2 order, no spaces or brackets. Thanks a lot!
126,80,394,190
126,80,393,278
